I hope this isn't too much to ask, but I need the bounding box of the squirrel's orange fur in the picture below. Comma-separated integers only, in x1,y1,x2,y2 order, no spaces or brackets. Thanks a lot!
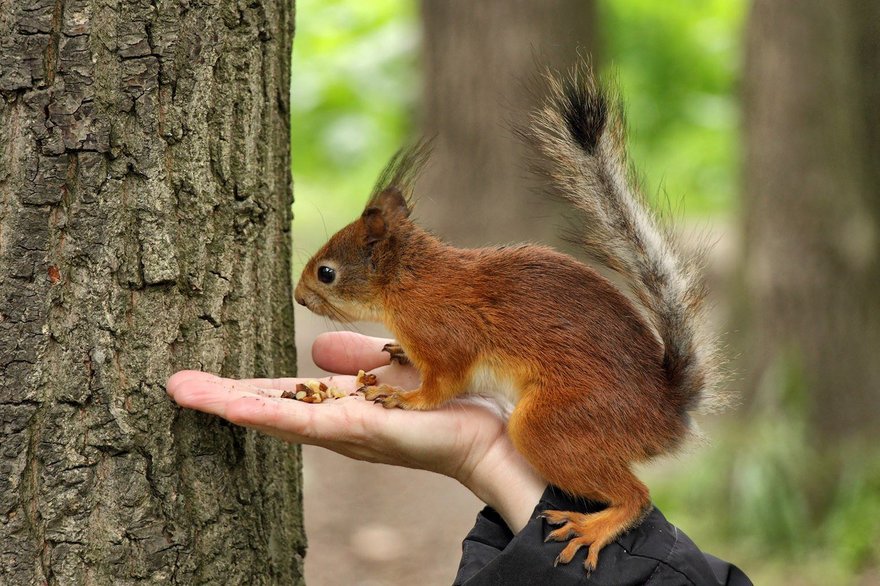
295,65,721,572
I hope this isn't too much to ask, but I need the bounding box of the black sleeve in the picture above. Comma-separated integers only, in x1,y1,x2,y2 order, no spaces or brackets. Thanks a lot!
454,486,752,586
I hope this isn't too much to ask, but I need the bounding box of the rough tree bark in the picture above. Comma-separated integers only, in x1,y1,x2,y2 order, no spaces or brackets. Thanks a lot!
417,0,597,247
0,0,303,584
742,0,880,443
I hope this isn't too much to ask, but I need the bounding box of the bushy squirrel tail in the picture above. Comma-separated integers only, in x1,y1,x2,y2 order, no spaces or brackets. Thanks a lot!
525,63,724,415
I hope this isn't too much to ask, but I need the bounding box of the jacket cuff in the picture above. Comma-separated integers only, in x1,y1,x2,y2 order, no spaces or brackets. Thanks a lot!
453,486,752,586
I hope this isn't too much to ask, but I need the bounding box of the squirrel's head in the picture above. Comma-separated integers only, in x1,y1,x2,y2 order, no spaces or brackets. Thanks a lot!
294,143,429,322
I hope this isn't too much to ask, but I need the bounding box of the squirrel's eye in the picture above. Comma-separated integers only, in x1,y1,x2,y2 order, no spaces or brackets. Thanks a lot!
317,266,336,284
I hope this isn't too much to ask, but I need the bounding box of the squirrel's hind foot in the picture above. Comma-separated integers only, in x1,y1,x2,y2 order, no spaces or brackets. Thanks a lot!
541,504,648,573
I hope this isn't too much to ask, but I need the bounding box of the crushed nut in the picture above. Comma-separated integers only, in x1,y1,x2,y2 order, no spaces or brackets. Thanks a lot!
305,380,324,394
278,379,343,403
355,370,378,392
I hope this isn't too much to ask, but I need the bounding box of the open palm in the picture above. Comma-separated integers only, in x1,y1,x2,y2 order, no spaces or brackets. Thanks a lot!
166,332,545,532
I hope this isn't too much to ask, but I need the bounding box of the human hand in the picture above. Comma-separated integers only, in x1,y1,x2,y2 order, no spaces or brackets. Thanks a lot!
166,332,546,532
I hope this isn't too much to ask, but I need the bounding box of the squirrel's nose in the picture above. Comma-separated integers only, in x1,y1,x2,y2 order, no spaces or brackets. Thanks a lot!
295,293,307,307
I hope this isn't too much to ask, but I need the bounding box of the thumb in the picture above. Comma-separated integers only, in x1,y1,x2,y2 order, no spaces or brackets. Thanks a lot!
311,332,392,374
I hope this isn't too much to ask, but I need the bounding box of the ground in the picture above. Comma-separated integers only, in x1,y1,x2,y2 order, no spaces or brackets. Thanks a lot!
297,308,483,586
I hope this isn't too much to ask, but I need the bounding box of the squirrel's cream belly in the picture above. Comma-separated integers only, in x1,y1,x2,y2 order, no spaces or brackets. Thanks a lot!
464,361,521,416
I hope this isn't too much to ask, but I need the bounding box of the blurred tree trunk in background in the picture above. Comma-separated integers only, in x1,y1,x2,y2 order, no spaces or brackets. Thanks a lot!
417,0,597,247
0,1,303,583
742,0,880,444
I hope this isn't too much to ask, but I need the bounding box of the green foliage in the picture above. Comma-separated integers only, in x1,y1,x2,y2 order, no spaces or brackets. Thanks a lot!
598,0,745,216
291,0,745,259
647,350,880,584
291,0,418,257
826,458,880,572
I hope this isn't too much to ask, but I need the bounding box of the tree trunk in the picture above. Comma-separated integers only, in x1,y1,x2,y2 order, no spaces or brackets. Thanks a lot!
741,0,880,443
0,1,303,584
417,0,597,247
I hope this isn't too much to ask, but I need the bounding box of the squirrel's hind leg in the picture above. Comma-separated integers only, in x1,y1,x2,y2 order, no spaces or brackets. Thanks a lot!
540,474,650,571
509,396,652,572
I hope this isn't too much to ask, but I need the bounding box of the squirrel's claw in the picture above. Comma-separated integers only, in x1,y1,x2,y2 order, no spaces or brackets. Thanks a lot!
363,385,420,410
374,393,408,409
382,342,412,366
540,509,605,573
362,383,401,402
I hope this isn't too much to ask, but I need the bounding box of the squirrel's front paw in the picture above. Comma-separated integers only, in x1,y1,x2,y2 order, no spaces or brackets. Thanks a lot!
362,383,403,402
381,342,412,366
374,392,410,409
362,384,418,410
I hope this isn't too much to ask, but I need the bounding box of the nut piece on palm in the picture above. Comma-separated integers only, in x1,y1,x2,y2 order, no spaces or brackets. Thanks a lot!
382,342,411,366
279,380,346,403
355,369,378,391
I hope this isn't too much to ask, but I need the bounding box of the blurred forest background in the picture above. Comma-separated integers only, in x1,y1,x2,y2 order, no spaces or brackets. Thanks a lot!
291,1,880,585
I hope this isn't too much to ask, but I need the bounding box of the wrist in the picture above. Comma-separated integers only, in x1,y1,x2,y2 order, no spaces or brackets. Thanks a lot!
457,439,546,534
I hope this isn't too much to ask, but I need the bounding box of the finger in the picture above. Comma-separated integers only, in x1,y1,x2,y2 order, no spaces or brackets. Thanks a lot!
168,368,423,452
311,332,393,374
222,392,391,446
167,370,215,395
168,372,310,432
170,371,294,402
224,396,317,443
167,370,269,397
227,399,416,466
168,371,350,408
168,371,247,417
169,373,318,424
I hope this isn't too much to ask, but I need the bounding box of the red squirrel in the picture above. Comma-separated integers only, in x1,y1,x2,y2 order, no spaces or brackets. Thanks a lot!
294,65,722,572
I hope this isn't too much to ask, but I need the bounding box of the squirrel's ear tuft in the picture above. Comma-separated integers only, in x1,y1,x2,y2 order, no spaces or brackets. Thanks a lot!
361,187,409,244
362,187,410,245
366,140,432,211
374,187,410,219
